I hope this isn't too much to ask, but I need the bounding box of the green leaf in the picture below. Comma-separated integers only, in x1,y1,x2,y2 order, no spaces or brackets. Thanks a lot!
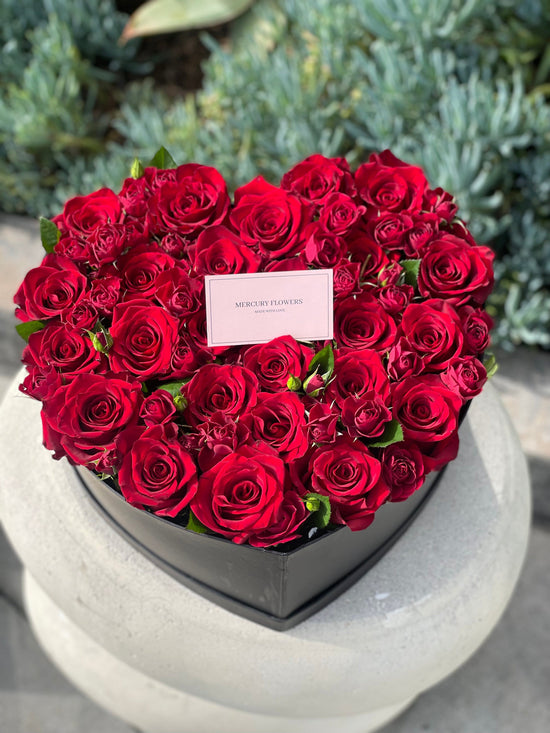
307,344,335,383
368,419,404,448
121,0,255,41
286,374,302,391
401,259,421,287
39,217,61,253
15,320,45,342
130,157,145,179
484,352,499,379
148,146,177,169
187,511,208,534
304,492,331,529
87,330,109,354
156,380,186,398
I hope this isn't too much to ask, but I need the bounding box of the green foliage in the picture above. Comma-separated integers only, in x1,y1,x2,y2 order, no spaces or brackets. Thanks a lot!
1,0,549,348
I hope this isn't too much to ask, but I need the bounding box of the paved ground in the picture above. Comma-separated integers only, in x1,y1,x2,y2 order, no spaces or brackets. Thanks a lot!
0,214,549,732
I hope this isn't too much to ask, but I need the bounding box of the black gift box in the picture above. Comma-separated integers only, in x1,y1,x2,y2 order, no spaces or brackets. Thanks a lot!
76,462,445,630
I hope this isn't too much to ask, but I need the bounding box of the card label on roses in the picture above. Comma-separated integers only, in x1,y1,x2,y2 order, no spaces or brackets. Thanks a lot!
205,270,333,347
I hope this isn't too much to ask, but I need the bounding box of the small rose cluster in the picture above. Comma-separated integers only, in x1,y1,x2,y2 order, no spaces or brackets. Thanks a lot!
14,150,494,547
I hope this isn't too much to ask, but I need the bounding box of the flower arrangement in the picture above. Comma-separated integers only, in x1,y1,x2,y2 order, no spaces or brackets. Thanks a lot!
14,148,495,549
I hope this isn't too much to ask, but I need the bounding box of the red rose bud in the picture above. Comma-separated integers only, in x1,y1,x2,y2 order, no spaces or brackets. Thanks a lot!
381,442,425,502
341,393,392,438
307,402,339,444
139,390,178,426
441,357,487,399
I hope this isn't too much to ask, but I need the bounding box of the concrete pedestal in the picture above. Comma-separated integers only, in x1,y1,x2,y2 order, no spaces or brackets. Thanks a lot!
0,372,531,733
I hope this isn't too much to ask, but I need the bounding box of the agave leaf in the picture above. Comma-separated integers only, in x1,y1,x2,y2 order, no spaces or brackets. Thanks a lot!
121,0,255,41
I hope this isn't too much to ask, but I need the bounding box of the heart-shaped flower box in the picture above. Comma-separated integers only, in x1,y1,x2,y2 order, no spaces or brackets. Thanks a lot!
14,148,494,631
76,459,448,630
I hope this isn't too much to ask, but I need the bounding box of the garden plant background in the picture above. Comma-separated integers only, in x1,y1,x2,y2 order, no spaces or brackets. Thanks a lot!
1,0,549,349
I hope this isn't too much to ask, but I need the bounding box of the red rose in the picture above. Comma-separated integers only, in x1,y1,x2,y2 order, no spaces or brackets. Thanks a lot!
109,300,179,379
169,334,213,379
116,423,198,518
374,284,414,319
118,176,149,218
418,233,495,305
243,335,314,392
402,213,440,257
191,444,286,544
41,372,143,467
391,375,462,471
264,256,307,272
192,225,260,275
117,244,176,300
459,306,493,355
54,236,88,264
325,349,390,407
14,253,88,322
85,222,136,266
23,323,105,380
230,176,311,258
422,187,457,222
64,297,99,331
363,211,413,252
309,437,387,531
381,442,425,502
148,164,230,236
441,356,487,399
303,223,347,268
332,259,361,300
154,268,203,319
89,276,122,317
400,299,463,370
243,391,308,461
386,337,424,381
346,228,390,279
19,365,62,402
281,154,355,204
182,363,258,427
355,150,427,214
318,192,365,235
159,232,190,260
139,390,178,426
340,393,392,439
196,411,252,472
307,401,339,444
247,491,309,548
334,292,397,352
54,188,122,239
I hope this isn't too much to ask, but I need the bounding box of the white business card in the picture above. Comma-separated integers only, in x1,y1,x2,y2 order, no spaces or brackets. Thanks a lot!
204,269,333,347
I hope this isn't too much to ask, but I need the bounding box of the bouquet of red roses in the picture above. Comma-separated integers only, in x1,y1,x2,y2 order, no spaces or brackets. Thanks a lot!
14,148,495,548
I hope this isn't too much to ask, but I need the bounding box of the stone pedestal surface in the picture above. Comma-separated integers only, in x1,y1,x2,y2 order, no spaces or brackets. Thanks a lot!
0,372,531,733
